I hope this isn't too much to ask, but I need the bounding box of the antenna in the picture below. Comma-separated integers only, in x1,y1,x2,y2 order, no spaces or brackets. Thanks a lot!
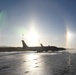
22,34,24,40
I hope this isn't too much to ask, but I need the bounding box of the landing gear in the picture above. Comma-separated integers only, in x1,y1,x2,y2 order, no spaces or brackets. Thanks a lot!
37,50,43,53
45,50,48,52
37,50,48,53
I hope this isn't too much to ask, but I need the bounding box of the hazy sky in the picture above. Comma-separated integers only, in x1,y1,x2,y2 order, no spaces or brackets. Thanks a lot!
0,0,76,48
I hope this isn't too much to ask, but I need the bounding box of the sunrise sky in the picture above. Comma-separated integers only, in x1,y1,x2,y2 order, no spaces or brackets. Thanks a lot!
0,0,76,48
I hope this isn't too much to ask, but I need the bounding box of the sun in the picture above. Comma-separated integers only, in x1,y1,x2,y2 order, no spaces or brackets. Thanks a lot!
26,27,39,46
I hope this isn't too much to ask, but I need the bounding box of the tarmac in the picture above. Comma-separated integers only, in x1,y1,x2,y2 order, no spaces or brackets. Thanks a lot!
0,50,76,75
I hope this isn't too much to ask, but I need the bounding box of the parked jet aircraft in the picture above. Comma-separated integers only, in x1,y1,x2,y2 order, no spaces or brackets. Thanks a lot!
0,40,66,52
22,40,66,52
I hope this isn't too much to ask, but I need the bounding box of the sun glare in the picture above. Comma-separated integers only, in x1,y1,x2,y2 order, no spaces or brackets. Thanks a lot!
66,29,73,48
67,31,72,40
26,26,39,46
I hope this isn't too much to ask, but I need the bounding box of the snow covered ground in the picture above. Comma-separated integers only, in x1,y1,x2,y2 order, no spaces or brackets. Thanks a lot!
0,50,76,75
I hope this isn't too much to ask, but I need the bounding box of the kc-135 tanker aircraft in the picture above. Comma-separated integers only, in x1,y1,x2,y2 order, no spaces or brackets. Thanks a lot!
22,40,66,52
0,40,66,52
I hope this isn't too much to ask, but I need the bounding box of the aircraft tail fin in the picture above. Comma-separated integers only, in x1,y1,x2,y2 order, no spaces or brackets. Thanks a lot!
22,40,28,49
40,43,43,47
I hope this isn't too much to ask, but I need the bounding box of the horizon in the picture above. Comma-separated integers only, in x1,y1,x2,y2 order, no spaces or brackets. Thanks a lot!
0,0,76,48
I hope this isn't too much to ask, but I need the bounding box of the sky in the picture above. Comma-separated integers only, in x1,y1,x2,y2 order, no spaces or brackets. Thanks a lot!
0,0,76,48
